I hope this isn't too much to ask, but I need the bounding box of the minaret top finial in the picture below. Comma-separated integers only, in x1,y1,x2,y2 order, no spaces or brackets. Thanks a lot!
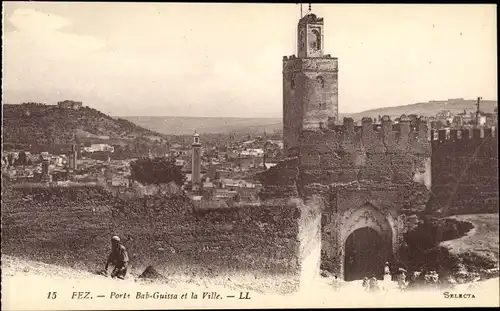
308,3,312,13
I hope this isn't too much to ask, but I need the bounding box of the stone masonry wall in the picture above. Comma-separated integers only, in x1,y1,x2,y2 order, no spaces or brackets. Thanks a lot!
282,56,339,156
111,198,301,277
297,116,430,185
257,115,433,279
430,127,499,215
256,157,300,200
297,116,431,214
1,184,114,270
2,184,309,292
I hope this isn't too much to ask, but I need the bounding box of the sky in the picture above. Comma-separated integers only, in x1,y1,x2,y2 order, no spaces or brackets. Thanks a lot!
2,3,497,118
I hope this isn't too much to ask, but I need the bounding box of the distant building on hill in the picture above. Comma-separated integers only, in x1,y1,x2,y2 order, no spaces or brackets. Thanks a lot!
57,100,82,110
446,98,464,103
82,144,114,153
436,110,452,120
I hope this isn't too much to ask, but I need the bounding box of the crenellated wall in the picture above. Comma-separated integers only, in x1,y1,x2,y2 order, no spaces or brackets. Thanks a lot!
259,115,433,279
297,116,431,188
259,116,498,280
430,127,499,215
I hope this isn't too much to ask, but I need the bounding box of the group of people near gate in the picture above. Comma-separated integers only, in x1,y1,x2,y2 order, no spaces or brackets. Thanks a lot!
361,262,446,292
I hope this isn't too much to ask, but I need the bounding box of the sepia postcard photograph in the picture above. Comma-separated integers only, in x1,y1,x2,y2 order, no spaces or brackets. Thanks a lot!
1,2,499,310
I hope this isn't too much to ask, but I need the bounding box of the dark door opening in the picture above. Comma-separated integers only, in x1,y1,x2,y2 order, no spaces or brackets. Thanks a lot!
344,227,389,281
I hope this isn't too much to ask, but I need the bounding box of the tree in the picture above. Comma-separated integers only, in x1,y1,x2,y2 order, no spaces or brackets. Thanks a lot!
7,153,14,166
14,151,28,166
130,157,186,187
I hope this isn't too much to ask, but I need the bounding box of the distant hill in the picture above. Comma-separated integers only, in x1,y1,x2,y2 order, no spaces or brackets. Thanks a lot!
4,99,496,147
123,116,283,135
122,99,497,135
347,99,498,121
3,103,167,148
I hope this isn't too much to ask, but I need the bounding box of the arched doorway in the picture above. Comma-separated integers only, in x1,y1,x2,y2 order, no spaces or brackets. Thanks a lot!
344,227,389,281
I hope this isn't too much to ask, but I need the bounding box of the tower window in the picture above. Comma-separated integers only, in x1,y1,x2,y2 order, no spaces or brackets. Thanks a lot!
319,122,324,129
317,76,325,88
299,29,306,51
310,29,321,51
291,75,295,89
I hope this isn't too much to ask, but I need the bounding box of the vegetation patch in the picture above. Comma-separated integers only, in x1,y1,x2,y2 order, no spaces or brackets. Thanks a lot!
401,213,498,278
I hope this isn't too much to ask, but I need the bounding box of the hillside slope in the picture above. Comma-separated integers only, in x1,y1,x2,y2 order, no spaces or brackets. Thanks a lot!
348,99,497,121
3,103,167,146
121,99,497,135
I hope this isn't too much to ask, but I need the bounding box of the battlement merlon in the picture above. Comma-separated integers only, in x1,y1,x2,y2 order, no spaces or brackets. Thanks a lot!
282,55,336,61
431,127,498,145
298,115,431,155
283,57,338,73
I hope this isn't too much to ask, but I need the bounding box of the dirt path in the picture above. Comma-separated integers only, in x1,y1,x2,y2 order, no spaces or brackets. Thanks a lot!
2,255,499,310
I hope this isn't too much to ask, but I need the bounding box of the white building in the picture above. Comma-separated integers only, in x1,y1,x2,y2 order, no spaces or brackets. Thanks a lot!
82,144,115,153
175,159,186,166
240,148,264,157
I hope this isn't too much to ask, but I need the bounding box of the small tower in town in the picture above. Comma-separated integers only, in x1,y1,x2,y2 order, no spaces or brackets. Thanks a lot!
191,131,202,194
283,8,339,157
67,132,78,171
41,157,51,183
68,144,78,170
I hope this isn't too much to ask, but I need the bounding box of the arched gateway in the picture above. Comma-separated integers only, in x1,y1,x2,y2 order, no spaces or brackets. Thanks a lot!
339,202,395,281
344,227,390,281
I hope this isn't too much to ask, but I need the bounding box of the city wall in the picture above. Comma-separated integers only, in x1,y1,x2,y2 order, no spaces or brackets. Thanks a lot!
292,116,431,209
259,115,433,278
257,115,498,278
429,127,499,215
2,184,319,292
2,184,114,270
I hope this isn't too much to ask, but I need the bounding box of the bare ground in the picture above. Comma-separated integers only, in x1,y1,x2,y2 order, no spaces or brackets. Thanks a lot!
2,255,499,310
441,213,499,268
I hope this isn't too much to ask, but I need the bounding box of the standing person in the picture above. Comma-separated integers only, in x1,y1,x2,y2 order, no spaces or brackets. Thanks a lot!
424,270,431,286
430,271,439,289
362,277,370,292
397,270,407,291
416,270,427,288
369,274,379,292
383,262,392,290
383,262,391,281
331,274,340,291
105,235,129,280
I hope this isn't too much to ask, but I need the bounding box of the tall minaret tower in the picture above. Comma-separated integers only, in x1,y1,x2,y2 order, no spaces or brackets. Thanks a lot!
282,9,339,157
70,144,78,170
191,131,202,194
